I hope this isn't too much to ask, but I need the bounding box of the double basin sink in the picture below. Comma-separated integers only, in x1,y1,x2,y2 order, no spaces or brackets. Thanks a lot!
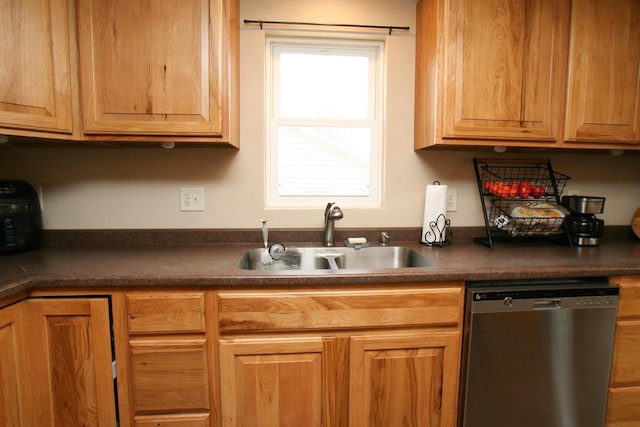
237,246,433,271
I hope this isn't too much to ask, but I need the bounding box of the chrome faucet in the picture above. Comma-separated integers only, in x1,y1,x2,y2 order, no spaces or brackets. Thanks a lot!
323,202,343,247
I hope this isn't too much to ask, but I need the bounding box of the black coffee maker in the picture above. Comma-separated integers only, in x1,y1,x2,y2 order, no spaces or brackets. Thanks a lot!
562,196,605,246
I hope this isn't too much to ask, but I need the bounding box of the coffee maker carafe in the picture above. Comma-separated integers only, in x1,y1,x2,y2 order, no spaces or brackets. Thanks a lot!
562,196,606,246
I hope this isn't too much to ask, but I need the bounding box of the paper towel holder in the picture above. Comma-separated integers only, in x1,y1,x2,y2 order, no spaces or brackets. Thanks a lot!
420,181,451,247
422,213,451,247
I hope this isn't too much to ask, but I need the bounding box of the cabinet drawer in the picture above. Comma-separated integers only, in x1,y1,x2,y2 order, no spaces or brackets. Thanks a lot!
218,285,463,332
127,293,205,334
610,320,640,386
130,339,210,413
606,386,640,426
612,277,640,318
134,413,210,427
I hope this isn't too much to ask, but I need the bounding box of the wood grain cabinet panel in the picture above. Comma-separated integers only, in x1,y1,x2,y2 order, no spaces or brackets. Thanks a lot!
218,286,463,332
76,0,239,144
610,320,640,386
416,0,640,150
415,0,570,148
0,304,25,426
218,284,464,427
0,0,75,136
127,293,206,334
607,276,640,426
606,386,640,427
349,332,460,427
21,298,117,427
130,339,210,414
114,291,216,427
134,414,211,427
219,337,341,427
614,276,640,318
565,0,640,145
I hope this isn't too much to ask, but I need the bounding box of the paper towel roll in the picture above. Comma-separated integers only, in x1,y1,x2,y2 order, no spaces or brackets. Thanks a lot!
421,184,448,244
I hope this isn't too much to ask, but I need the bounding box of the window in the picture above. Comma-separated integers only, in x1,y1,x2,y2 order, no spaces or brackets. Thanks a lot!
266,37,384,208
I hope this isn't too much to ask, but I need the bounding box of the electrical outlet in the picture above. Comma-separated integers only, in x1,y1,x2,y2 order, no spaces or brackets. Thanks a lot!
180,187,205,211
447,189,457,211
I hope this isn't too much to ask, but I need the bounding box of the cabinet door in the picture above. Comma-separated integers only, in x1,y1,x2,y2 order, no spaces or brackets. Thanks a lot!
219,336,348,427
0,0,74,135
0,303,26,427
442,0,569,143
349,331,461,427
76,0,237,142
565,0,640,144
21,298,117,427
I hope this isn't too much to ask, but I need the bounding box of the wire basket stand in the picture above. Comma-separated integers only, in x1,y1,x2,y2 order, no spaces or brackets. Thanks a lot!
473,158,572,248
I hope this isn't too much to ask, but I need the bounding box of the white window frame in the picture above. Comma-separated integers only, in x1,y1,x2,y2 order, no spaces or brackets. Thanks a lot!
266,36,385,208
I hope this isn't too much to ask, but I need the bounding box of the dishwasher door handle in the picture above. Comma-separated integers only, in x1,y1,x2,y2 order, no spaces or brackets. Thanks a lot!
533,299,562,310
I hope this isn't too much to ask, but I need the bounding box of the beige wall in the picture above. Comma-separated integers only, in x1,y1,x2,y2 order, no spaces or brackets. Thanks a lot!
0,0,639,230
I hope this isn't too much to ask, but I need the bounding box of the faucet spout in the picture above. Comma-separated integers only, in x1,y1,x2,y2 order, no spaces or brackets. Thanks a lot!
323,202,343,247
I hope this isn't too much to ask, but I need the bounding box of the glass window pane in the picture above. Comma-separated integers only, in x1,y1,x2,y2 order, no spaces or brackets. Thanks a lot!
277,126,371,196
279,52,369,119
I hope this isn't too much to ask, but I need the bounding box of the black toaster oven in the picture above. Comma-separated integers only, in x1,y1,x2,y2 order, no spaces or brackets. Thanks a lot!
0,180,42,254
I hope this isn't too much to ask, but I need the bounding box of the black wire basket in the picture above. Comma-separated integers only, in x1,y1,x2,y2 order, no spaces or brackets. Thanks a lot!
473,158,572,248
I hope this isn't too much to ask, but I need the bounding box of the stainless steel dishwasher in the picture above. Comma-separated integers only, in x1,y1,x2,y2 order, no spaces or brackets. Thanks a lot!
460,278,619,427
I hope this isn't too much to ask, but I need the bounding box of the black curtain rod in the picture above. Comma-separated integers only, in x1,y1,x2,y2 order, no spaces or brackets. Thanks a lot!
243,19,410,34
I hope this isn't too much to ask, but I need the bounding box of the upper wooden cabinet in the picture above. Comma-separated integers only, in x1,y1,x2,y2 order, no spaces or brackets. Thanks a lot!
0,0,77,138
415,0,570,149
0,0,238,145
564,0,640,146
415,0,640,150
76,0,239,145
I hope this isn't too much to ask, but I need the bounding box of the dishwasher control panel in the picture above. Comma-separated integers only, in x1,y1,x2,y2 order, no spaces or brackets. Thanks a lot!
467,280,619,314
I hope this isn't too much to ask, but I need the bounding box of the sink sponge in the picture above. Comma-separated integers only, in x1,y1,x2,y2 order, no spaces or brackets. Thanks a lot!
345,237,369,248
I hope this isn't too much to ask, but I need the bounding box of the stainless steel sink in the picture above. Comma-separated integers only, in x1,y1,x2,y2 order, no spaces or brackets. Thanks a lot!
237,246,433,271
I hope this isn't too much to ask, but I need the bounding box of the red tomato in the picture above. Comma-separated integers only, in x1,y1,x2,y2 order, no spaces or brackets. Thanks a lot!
531,185,546,198
491,181,505,197
499,185,511,198
518,181,532,198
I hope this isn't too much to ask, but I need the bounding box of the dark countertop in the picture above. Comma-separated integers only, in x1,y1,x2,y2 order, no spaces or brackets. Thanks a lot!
1,227,639,301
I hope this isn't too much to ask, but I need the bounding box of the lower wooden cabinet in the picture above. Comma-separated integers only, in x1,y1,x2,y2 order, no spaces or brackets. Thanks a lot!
220,336,333,427
218,284,464,427
607,276,640,426
2,284,463,426
0,297,117,427
0,303,26,426
349,331,460,427
112,291,216,427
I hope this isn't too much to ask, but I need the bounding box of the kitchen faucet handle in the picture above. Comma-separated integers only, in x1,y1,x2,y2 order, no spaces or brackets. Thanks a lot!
325,202,335,217
379,231,390,246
